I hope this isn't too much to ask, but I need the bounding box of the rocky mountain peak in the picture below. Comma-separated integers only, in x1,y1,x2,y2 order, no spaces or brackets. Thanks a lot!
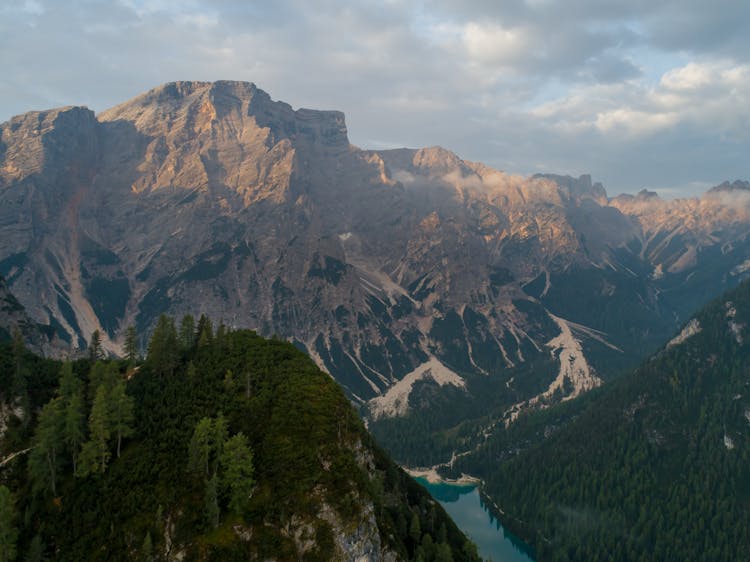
1,105,98,187
708,179,750,194
99,80,348,151
533,173,609,205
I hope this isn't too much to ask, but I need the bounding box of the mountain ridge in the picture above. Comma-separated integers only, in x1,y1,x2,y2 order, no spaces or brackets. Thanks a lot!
2,81,749,427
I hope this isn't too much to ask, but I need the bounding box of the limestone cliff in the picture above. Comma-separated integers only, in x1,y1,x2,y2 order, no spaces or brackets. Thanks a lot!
1,81,749,420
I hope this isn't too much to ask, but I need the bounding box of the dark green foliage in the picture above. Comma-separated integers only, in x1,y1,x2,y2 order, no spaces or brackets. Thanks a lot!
220,433,255,516
178,314,195,352
78,385,111,476
457,279,750,561
124,326,139,365
88,330,103,361
0,320,479,561
28,399,64,495
0,486,17,562
110,382,135,458
146,315,177,376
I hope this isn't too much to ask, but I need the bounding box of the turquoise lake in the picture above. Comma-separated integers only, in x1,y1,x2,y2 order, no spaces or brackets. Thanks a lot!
414,477,535,562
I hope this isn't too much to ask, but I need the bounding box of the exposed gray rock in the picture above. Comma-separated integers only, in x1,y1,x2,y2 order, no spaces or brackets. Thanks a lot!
1,80,750,414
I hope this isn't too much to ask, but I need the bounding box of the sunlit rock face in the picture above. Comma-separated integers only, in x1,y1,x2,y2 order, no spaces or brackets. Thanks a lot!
1,81,749,410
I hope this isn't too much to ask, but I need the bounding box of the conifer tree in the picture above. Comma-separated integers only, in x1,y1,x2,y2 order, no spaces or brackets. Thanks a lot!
110,381,135,458
79,385,111,475
147,315,178,376
124,325,139,365
87,361,107,403
88,329,103,361
28,399,64,495
188,418,213,477
211,414,228,474
220,433,255,516
196,315,213,347
57,361,80,402
63,392,86,473
178,314,195,352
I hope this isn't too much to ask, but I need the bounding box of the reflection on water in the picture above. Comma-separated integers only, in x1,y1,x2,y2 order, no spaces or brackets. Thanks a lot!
415,477,535,562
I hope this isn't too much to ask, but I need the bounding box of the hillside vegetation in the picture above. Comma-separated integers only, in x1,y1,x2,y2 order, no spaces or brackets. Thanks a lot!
451,280,750,561
0,316,479,561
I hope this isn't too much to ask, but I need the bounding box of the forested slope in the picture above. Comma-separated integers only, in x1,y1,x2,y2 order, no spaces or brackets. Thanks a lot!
452,280,750,561
0,317,479,561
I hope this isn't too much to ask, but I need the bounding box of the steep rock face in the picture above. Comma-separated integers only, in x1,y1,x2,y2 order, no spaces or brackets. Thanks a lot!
0,275,61,355
1,81,749,419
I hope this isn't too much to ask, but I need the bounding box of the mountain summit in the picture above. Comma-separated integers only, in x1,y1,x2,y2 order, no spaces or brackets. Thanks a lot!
1,82,750,430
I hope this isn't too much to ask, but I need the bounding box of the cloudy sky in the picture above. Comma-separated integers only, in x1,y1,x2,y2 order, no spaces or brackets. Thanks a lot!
1,0,748,195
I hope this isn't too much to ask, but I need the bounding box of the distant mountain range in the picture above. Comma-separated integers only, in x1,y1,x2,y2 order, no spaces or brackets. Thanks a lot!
1,81,749,426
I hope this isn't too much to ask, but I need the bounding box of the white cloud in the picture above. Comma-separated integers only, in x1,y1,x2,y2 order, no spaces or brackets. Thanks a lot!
462,22,532,66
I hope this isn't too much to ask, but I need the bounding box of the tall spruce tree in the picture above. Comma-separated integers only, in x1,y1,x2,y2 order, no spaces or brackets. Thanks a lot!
178,314,195,352
124,325,139,365
63,392,86,473
88,330,103,361
28,399,64,496
188,417,213,478
110,381,135,458
220,433,255,516
79,385,111,475
57,361,80,402
147,315,178,376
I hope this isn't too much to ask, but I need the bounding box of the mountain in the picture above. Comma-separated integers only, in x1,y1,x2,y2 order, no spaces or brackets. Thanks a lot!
449,279,750,561
1,81,750,437
0,275,60,355
0,322,480,561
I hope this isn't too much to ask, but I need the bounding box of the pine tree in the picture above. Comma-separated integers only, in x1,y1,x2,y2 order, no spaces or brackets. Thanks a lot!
88,329,103,361
188,418,213,478
57,361,80,402
220,433,255,516
211,414,228,475
147,315,178,376
87,362,107,403
28,399,64,495
178,314,195,352
110,381,134,458
63,392,86,473
124,325,139,365
80,385,111,475
0,486,17,562
196,315,213,347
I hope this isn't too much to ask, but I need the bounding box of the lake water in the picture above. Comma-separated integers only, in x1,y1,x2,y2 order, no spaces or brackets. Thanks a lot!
414,477,535,562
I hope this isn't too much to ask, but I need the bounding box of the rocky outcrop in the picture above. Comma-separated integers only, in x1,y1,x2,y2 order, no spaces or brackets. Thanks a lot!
1,81,749,418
